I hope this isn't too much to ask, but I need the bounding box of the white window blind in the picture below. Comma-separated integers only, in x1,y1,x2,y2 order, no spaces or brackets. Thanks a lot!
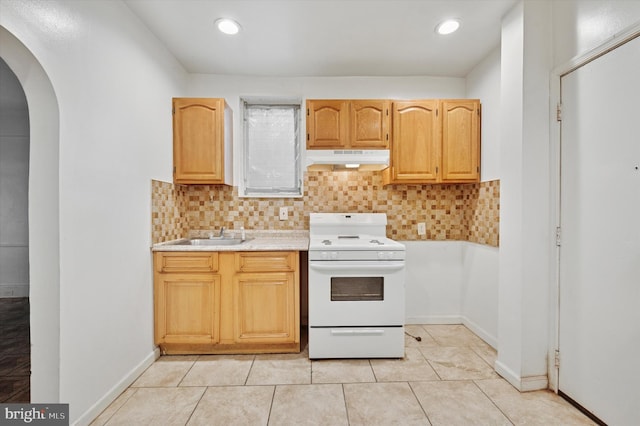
242,101,301,197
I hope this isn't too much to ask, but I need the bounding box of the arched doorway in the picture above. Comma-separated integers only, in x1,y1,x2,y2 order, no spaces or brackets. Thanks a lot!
0,26,61,403
0,56,30,402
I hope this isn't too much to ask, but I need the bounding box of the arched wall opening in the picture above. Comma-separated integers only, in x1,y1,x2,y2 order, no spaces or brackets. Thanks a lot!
0,25,61,402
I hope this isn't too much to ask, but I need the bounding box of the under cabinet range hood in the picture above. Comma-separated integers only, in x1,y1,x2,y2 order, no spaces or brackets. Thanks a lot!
305,149,389,171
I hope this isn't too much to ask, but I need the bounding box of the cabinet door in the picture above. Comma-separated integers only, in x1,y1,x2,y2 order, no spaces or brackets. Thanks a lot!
173,98,225,184
306,100,349,149
389,100,440,183
155,273,221,345
233,272,297,344
350,100,390,148
441,99,480,182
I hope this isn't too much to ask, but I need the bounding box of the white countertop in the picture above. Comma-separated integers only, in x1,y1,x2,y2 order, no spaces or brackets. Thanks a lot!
152,230,309,252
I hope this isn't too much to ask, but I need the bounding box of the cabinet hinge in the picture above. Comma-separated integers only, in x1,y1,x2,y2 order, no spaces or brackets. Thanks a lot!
554,349,560,368
555,226,561,247
173,166,176,174
436,108,439,117
556,103,562,121
435,166,439,175
307,133,310,141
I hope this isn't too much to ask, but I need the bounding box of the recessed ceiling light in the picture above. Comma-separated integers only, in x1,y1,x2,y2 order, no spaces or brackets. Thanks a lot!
435,19,460,35
215,18,241,35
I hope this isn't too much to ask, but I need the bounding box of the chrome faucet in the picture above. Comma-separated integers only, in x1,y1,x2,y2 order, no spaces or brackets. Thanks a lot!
207,227,225,239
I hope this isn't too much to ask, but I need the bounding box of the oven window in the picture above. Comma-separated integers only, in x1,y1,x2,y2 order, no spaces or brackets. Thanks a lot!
331,277,384,301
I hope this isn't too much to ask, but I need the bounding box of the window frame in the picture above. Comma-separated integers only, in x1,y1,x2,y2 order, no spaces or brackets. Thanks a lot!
239,97,303,198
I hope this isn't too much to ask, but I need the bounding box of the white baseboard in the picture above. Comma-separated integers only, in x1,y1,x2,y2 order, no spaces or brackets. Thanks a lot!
0,284,29,298
73,347,160,426
405,315,462,324
494,359,548,392
461,316,498,349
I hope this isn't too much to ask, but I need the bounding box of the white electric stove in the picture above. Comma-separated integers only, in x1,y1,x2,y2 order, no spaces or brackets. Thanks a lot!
308,213,406,359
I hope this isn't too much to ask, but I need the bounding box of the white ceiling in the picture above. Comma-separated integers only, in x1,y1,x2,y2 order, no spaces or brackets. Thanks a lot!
124,0,517,78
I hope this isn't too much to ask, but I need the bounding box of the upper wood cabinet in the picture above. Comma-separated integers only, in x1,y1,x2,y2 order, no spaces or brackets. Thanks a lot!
384,100,440,184
384,99,481,185
441,99,481,182
172,98,233,185
306,99,390,149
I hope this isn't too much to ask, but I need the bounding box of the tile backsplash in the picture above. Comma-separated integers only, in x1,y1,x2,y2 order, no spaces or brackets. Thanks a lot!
152,172,499,247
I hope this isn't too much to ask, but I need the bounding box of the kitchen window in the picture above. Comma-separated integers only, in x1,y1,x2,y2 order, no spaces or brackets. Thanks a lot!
241,98,302,197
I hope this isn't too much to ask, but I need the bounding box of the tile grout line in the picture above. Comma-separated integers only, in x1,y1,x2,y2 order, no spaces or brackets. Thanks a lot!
176,355,200,388
340,383,351,426
183,386,208,426
101,387,139,426
471,379,516,426
407,381,433,425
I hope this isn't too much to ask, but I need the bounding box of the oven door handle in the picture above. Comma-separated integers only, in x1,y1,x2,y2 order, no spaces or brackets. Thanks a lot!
309,263,405,272
331,329,385,336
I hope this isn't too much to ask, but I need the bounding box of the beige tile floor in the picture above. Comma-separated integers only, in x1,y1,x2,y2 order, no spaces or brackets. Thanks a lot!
91,325,595,425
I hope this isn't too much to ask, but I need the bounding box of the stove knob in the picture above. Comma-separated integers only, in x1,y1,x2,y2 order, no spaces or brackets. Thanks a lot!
321,251,329,260
331,251,339,260
378,252,387,259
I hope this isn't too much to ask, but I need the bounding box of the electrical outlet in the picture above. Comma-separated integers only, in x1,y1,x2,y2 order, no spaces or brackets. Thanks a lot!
417,222,426,236
279,206,288,221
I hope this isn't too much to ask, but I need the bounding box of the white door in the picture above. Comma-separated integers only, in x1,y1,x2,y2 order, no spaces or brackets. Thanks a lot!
559,35,640,425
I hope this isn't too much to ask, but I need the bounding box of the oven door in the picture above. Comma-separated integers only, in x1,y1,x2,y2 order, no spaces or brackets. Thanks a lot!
308,259,405,326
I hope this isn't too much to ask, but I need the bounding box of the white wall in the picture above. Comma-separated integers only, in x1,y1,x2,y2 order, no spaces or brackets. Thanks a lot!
466,46,501,182
0,58,29,298
497,0,553,392
0,1,187,423
404,241,462,324
404,241,499,348
552,0,640,68
461,45,502,348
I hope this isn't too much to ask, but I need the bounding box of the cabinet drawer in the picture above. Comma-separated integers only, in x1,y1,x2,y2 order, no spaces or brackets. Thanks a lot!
156,252,219,273
235,252,296,273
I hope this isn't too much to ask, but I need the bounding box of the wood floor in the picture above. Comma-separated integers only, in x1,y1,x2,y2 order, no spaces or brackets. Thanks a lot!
0,297,30,403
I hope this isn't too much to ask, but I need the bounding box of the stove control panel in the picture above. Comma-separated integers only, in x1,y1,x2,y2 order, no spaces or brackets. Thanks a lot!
319,251,339,260
377,251,398,260
310,250,405,261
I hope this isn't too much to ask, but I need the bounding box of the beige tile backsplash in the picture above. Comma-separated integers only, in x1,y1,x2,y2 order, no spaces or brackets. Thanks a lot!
152,172,499,247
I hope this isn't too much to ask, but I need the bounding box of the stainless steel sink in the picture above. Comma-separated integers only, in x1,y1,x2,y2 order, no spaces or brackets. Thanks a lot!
170,237,252,246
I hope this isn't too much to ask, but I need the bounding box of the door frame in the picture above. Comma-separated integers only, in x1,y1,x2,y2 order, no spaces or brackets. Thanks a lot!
548,22,640,392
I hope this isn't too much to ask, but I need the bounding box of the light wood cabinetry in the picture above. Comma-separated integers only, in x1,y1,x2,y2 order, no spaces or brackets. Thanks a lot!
234,252,298,344
306,99,390,149
384,99,481,185
153,251,300,354
154,253,221,346
440,99,481,182
384,100,440,183
172,97,232,185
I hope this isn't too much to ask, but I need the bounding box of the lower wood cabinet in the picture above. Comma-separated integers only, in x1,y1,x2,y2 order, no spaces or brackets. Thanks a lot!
154,251,300,354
